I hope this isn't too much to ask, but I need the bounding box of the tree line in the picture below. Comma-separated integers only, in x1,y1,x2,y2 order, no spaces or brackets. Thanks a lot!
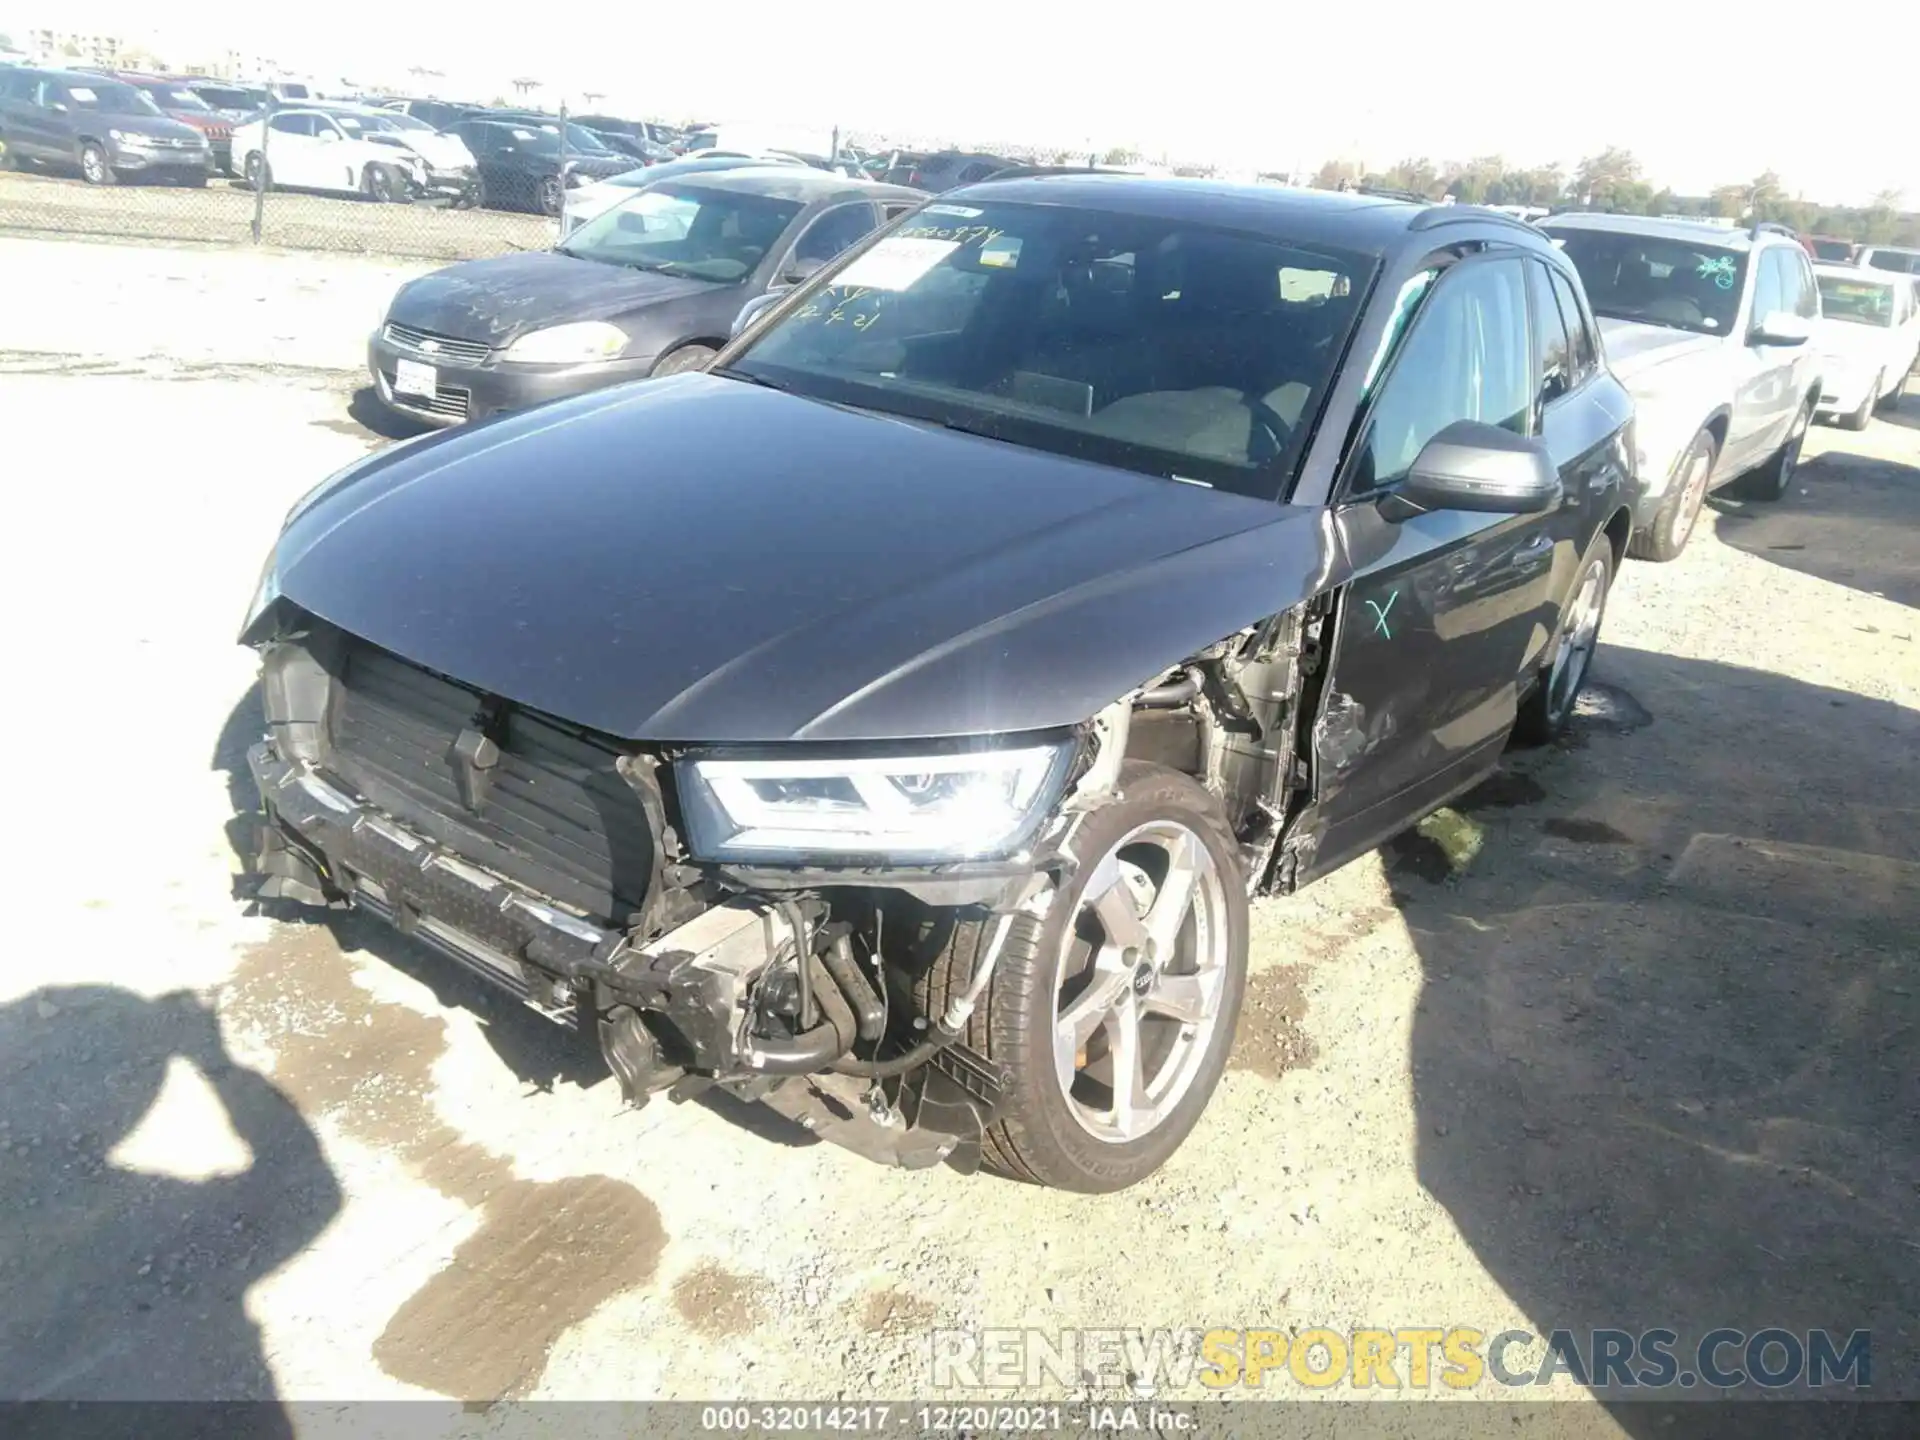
1310,148,1918,246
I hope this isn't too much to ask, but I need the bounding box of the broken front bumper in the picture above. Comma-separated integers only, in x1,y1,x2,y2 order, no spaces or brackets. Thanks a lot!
245,742,1006,1171
249,741,619,1019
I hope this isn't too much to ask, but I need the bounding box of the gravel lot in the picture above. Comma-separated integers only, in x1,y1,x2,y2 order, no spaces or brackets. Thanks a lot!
2,236,1916,1430
0,168,551,260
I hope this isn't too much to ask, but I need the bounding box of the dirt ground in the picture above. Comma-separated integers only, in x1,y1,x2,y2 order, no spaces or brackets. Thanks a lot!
1,236,1915,1431
0,168,551,259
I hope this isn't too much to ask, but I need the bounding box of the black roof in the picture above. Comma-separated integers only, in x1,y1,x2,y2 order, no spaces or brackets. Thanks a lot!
950,173,1535,256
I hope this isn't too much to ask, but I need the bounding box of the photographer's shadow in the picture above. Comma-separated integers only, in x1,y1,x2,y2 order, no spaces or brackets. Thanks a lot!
0,985,341,1416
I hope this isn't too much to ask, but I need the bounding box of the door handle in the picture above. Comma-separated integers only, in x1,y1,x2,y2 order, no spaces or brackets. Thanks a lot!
1517,532,1553,555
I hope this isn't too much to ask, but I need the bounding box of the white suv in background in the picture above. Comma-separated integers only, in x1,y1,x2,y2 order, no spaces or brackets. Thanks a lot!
1541,215,1823,562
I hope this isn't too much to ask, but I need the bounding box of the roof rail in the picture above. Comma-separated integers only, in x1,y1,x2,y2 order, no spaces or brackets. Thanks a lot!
1750,219,1798,241
1408,203,1546,236
1353,184,1432,204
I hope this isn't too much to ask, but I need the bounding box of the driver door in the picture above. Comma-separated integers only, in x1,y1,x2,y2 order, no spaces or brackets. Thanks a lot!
1292,255,1554,885
763,202,880,290
265,111,317,187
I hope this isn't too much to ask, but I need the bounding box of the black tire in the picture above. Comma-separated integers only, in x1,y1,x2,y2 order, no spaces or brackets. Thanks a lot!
1513,539,1614,746
0,137,15,172
1840,374,1881,431
244,153,271,191
360,163,394,203
651,344,718,377
911,762,1249,1192
79,142,115,186
537,174,565,217
181,173,208,189
1628,428,1718,563
1740,395,1812,501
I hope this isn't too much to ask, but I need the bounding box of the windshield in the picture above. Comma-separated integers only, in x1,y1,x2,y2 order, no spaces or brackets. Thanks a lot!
1552,230,1746,335
728,202,1373,497
62,81,162,117
372,109,430,132
559,183,803,283
1863,249,1920,276
1817,275,1897,327
194,86,259,109
1808,238,1855,262
501,119,609,155
145,85,214,112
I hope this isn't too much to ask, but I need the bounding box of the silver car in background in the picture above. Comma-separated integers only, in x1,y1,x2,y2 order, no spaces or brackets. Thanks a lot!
1541,214,1824,562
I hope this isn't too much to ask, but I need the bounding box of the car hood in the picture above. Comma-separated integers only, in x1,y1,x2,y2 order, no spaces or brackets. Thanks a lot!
271,375,1334,743
385,251,720,344
396,132,472,169
102,113,204,142
1812,317,1896,359
1595,317,1723,383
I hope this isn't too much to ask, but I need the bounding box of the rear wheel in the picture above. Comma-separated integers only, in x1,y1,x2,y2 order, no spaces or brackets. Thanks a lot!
79,142,115,186
244,153,271,191
537,174,565,216
1628,428,1718,563
912,763,1248,1192
1513,540,1613,746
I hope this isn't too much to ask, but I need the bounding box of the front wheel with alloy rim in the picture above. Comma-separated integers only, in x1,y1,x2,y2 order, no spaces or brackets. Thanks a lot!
1629,428,1718,562
244,153,271,191
537,175,565,216
1513,541,1613,746
1841,372,1883,431
79,142,115,185
1741,396,1812,500
911,762,1248,1192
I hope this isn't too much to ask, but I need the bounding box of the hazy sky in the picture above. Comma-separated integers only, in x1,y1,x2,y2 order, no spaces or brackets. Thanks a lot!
28,0,1919,207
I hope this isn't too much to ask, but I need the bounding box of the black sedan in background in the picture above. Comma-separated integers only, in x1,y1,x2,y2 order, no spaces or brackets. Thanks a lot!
447,114,632,214
367,167,922,425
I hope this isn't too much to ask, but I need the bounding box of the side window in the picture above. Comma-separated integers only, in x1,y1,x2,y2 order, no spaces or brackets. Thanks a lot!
792,205,877,266
882,202,917,222
1527,260,1573,407
1749,249,1788,324
1346,258,1532,495
1789,253,1820,319
269,112,312,137
1548,269,1598,382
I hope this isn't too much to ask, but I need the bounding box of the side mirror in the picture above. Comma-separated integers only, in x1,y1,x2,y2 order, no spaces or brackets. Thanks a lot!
731,290,785,339
1750,310,1811,347
1382,420,1563,520
779,255,826,287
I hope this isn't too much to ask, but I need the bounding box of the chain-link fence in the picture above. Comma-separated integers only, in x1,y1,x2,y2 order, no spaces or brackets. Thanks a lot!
0,163,554,260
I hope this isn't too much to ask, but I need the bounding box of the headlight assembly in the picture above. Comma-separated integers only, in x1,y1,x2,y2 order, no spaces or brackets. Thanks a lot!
242,548,280,636
111,130,156,148
677,741,1075,864
502,321,628,364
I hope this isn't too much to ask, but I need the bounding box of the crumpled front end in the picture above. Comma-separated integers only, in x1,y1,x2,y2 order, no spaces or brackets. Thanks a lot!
242,618,1042,1173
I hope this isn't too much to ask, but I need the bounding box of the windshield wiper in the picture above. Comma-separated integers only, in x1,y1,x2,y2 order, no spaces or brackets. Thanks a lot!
709,366,786,391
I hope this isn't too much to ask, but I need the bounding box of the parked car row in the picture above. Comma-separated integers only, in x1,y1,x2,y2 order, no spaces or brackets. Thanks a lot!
258,176,1652,1192
0,66,214,184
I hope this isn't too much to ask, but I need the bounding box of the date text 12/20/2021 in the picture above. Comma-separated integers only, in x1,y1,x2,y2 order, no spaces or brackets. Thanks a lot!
700,1406,1190,1432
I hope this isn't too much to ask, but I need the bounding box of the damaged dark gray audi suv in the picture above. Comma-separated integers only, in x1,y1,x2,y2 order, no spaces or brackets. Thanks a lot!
241,174,1634,1192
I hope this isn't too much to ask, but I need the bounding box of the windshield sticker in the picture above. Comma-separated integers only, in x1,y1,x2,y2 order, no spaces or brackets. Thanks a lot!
924,203,984,218
68,87,98,102
898,222,1005,247
833,236,960,291
1696,255,1737,290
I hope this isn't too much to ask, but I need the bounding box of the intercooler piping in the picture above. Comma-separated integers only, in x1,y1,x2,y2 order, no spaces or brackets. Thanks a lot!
1134,666,1205,709
743,949,858,1075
